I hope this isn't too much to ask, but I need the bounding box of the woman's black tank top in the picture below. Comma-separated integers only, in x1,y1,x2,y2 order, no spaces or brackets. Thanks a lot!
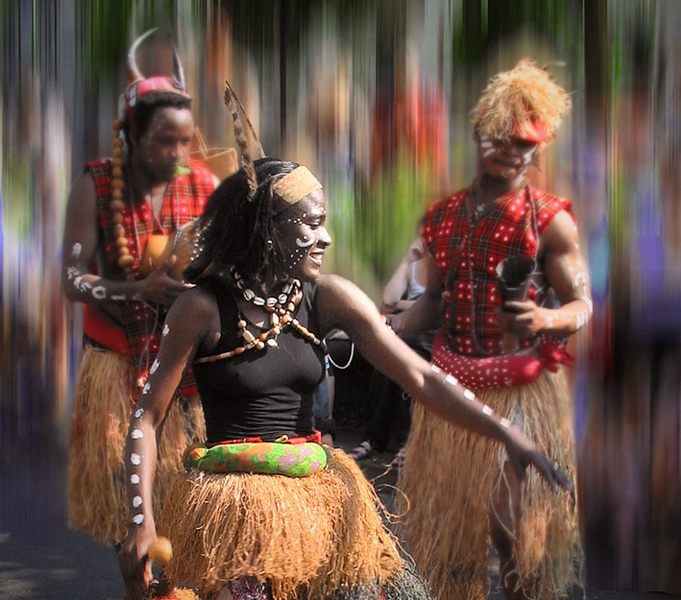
193,276,326,444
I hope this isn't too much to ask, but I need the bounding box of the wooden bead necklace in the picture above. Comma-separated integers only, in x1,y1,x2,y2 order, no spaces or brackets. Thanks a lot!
111,120,134,276
195,270,323,364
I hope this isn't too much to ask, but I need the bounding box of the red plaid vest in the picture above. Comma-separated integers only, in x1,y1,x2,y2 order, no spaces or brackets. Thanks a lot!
423,185,572,357
84,158,214,388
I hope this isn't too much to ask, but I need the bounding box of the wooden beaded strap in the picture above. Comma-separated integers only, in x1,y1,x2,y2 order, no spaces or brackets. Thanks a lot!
111,120,134,276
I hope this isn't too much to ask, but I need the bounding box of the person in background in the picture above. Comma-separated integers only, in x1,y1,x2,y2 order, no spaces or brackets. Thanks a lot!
349,235,435,466
63,29,217,552
394,60,589,600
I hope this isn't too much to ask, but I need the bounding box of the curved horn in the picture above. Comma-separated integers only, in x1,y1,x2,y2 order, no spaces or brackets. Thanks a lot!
127,27,159,83
172,43,186,90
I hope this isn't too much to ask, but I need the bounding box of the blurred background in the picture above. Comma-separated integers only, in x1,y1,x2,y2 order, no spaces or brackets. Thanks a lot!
1,0,680,596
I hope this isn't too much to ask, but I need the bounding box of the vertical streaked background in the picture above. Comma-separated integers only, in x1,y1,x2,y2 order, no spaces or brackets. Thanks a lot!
1,0,680,594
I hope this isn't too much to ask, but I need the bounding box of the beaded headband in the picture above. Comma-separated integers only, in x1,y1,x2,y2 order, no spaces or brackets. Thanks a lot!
272,166,322,205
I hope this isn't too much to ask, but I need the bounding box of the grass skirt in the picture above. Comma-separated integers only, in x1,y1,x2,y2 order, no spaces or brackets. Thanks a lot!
398,369,581,600
68,346,205,544
158,449,403,600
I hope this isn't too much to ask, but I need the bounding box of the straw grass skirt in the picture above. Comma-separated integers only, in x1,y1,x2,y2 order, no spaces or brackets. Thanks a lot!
398,369,581,600
68,345,205,545
158,449,404,600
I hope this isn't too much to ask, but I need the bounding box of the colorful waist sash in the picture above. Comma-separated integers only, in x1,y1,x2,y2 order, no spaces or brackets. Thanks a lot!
183,437,329,478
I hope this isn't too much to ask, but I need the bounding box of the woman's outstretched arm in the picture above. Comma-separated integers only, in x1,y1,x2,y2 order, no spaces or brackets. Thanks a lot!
117,287,218,600
316,274,570,489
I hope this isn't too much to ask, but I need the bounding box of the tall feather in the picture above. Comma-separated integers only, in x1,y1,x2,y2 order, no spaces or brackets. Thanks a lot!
225,80,265,158
224,82,257,198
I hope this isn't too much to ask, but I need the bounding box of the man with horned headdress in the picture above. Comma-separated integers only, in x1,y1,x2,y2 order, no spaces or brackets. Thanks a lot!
62,28,218,547
395,60,589,600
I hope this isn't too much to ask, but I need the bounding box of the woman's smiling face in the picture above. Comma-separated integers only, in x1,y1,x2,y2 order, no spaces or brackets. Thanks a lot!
275,190,332,282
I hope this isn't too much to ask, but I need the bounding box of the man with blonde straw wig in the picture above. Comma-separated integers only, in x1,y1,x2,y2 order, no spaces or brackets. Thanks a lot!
117,84,570,600
393,59,589,600
63,28,218,549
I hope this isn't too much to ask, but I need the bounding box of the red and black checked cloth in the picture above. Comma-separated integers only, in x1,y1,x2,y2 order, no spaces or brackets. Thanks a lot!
422,185,573,357
85,158,214,390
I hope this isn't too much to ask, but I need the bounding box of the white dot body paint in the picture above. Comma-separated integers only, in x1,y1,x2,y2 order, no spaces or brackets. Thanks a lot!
445,374,458,386
66,266,79,280
134,408,144,419
482,148,496,158
131,474,140,484
131,453,141,466
500,417,512,429
521,147,535,165
162,324,170,336
150,359,160,375
132,514,144,525
92,285,107,300
131,429,143,439
463,389,476,401
295,236,314,248
430,365,442,374
111,294,127,301
132,496,143,508
482,405,493,416
71,242,82,258
480,140,493,149
142,382,151,395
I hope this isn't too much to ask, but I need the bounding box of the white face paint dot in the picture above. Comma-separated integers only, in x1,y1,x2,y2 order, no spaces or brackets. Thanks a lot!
142,382,151,395
150,359,160,375
131,453,141,466
131,429,143,440
132,513,144,525
134,408,144,419
130,474,140,484
132,496,143,508
162,324,170,336
71,242,82,258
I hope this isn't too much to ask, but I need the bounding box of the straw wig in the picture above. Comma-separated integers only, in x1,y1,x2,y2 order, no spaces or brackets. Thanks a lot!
472,59,571,145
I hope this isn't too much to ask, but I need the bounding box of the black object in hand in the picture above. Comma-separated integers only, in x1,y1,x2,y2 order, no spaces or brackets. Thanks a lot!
496,256,536,306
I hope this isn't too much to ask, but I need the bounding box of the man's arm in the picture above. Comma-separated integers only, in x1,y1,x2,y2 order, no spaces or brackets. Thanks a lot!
388,253,442,334
501,210,592,337
62,173,186,306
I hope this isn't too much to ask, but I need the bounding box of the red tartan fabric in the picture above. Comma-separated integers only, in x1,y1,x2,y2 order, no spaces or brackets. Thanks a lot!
83,158,214,391
422,185,573,357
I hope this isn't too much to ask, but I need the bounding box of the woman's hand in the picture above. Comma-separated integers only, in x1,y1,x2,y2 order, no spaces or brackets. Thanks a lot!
503,425,572,491
118,523,157,600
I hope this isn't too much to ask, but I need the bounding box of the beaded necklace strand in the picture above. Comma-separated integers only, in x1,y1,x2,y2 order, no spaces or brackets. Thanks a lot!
195,269,323,364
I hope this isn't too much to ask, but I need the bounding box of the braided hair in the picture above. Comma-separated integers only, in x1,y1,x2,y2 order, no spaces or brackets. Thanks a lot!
184,157,299,286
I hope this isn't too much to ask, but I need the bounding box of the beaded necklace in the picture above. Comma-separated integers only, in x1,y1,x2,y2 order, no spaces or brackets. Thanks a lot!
195,269,323,364
110,120,134,276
